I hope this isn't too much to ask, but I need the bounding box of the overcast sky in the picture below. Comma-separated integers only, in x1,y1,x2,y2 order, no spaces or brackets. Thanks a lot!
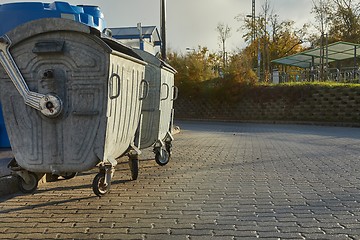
1,0,316,53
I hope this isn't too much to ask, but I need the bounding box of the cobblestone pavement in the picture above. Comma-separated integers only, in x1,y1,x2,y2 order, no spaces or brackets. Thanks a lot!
0,121,360,240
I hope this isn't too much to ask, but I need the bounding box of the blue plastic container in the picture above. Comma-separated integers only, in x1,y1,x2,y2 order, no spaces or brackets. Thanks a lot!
0,1,107,148
0,103,10,148
0,1,106,35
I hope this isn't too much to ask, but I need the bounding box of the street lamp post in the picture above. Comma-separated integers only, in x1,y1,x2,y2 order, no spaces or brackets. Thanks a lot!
160,0,167,61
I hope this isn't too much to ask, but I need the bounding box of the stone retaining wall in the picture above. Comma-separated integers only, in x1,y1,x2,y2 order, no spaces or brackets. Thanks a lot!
174,85,360,125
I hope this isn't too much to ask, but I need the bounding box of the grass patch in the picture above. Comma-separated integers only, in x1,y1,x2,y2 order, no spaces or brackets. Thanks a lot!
276,81,360,88
177,78,360,103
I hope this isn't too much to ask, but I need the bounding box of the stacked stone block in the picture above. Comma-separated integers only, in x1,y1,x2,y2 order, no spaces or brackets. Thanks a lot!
174,86,360,125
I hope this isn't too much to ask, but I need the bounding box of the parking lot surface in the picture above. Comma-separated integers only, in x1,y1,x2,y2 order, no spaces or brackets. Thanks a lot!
0,121,360,239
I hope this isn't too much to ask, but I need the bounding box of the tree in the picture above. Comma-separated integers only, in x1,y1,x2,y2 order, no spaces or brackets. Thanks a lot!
311,0,333,79
310,0,360,76
312,0,332,36
227,50,257,84
311,0,360,44
268,15,307,59
238,0,306,82
216,23,231,69
167,46,220,97
329,0,360,42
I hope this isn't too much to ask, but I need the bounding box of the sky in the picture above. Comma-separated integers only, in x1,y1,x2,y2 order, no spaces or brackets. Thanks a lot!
0,0,316,53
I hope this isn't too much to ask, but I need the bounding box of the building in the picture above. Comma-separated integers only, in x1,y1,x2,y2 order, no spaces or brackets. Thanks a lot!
110,26,161,56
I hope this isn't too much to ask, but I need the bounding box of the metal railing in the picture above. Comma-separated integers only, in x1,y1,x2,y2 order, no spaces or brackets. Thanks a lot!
272,67,360,84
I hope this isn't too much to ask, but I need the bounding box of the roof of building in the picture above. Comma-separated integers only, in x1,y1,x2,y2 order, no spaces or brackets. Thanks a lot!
272,41,360,68
110,26,161,46
132,48,176,73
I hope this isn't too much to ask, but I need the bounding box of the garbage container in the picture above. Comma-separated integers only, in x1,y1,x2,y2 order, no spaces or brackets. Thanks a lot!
132,49,177,166
0,18,147,196
0,1,107,149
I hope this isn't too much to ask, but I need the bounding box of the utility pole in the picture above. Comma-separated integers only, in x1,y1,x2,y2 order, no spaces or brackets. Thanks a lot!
251,0,255,43
247,0,260,81
160,0,167,61
249,0,260,81
137,22,144,51
320,0,324,80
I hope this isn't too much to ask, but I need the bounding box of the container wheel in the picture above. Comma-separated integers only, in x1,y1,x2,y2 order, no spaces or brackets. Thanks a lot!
46,174,59,182
92,172,110,197
129,157,139,180
155,148,170,166
61,172,77,180
166,142,172,156
18,172,38,194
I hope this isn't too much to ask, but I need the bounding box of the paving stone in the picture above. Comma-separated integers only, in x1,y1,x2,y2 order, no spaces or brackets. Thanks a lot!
0,121,359,239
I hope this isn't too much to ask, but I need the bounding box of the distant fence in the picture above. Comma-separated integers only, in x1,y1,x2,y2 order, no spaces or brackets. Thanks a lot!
272,68,360,84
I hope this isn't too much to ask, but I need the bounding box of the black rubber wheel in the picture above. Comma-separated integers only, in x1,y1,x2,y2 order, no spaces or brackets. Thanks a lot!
165,143,172,156
61,172,77,180
18,172,38,194
129,158,139,180
92,172,110,197
46,174,59,182
155,149,170,166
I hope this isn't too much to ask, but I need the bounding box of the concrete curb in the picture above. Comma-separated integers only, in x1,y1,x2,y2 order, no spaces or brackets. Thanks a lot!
175,118,360,128
172,125,181,135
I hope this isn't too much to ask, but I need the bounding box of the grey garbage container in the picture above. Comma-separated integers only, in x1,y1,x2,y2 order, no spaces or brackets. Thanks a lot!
132,49,177,166
0,18,147,196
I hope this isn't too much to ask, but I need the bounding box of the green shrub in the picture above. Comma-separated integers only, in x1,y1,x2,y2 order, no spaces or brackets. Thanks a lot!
177,79,360,105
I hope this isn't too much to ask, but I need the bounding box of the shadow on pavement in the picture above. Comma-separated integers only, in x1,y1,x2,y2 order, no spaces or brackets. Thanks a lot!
0,195,95,214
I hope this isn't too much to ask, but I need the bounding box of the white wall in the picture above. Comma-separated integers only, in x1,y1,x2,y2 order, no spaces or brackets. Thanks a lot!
119,39,159,56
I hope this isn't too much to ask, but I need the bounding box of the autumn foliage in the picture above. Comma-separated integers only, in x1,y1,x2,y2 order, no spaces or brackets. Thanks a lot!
167,0,360,101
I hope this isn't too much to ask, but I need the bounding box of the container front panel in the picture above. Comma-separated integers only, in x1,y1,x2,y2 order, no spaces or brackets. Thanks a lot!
103,54,145,160
158,69,175,140
140,66,175,149
140,65,161,149
0,31,108,173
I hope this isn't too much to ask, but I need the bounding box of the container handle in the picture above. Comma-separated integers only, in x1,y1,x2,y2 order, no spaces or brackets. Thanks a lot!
109,73,121,99
139,80,149,100
161,83,170,100
0,35,62,117
172,86,179,101
33,40,65,54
